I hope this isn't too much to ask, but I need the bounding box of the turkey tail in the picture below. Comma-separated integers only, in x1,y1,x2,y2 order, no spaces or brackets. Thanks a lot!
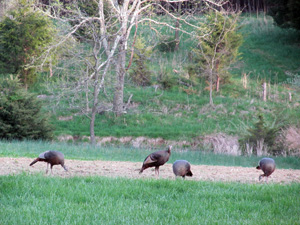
187,171,193,177
30,158,40,166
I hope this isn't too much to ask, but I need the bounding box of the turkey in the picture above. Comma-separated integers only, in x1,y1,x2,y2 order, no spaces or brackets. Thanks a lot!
172,160,193,178
30,150,68,174
256,157,276,182
139,145,172,176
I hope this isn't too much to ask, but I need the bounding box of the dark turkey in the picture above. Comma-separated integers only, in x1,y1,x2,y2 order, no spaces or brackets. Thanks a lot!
30,150,68,174
139,145,172,176
172,160,193,178
256,157,276,182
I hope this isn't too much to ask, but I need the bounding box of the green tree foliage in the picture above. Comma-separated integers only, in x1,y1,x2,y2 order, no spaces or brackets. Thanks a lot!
0,0,56,87
191,11,243,85
129,37,152,86
0,76,53,140
268,0,300,30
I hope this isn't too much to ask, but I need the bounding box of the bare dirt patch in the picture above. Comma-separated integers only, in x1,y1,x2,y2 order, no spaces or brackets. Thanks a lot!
1,157,300,184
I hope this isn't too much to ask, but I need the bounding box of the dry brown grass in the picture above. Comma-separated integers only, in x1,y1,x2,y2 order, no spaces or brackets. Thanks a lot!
280,126,300,156
203,133,241,155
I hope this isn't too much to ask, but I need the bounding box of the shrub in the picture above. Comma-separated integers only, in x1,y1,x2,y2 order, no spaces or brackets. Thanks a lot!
129,37,152,86
0,0,56,87
239,114,286,156
0,76,53,140
286,72,300,88
157,35,177,52
157,71,177,90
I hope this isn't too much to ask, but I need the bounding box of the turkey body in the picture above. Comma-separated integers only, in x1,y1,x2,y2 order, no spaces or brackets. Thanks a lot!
172,160,193,178
139,146,172,176
256,157,276,182
30,150,68,174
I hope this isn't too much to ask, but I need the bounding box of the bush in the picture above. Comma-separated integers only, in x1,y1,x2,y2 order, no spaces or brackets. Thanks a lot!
129,37,152,86
239,114,286,156
157,70,177,90
157,35,177,52
0,0,56,87
0,76,53,140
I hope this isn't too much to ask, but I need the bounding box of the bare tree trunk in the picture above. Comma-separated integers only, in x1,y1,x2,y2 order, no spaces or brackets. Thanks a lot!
256,0,259,18
262,82,267,102
248,0,251,14
246,143,253,156
90,72,99,145
174,2,181,51
289,92,292,102
90,109,96,145
49,60,53,77
85,80,89,112
263,0,267,14
256,139,264,156
242,73,248,89
209,68,214,106
175,19,180,51
216,75,220,92
113,41,126,116
216,61,220,92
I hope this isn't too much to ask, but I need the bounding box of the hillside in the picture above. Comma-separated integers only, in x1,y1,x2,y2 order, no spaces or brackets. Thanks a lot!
30,15,299,154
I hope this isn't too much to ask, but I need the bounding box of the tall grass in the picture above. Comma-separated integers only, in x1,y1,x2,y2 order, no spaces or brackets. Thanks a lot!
1,140,300,169
1,174,300,225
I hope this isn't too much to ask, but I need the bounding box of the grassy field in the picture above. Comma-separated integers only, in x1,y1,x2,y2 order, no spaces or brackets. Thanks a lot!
1,174,300,224
1,140,300,169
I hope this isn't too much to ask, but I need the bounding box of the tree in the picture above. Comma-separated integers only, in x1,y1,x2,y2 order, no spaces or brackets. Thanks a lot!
192,9,242,106
0,76,53,140
267,0,300,31
39,0,230,144
44,2,121,145
0,0,56,88
129,36,152,86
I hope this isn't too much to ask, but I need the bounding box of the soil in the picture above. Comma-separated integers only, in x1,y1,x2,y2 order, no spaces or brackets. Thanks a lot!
1,157,300,184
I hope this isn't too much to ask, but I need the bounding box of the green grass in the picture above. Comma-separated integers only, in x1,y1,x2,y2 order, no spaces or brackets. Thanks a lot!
1,140,300,169
50,94,300,140
235,16,300,82
1,174,300,224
